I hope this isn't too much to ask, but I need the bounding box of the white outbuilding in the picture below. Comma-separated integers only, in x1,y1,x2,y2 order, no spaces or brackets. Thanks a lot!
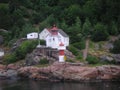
27,32,38,39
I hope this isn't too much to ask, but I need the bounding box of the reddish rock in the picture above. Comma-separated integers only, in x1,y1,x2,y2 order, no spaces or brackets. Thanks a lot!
101,74,113,79
18,62,120,81
0,64,6,70
7,64,19,70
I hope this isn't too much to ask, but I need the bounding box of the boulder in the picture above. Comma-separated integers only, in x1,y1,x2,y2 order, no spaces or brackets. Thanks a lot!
100,55,114,62
112,54,120,63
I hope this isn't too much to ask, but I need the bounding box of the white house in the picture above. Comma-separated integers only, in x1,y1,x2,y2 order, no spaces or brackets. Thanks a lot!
27,32,38,39
39,25,69,49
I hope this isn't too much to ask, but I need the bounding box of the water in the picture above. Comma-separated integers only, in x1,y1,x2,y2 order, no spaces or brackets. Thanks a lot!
0,79,120,90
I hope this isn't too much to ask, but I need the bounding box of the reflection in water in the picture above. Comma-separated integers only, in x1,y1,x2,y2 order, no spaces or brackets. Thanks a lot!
0,79,120,90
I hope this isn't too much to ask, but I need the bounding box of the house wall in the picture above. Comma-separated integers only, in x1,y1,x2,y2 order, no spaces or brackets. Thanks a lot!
46,35,59,48
58,33,69,46
46,34,69,49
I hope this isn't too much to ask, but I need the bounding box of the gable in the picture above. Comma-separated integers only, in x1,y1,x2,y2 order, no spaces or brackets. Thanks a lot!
58,29,69,37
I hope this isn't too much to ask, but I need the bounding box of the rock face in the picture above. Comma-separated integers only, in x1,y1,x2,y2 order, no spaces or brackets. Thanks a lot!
18,62,120,81
0,62,120,81
0,64,18,80
0,35,4,45
112,54,120,63
25,47,75,65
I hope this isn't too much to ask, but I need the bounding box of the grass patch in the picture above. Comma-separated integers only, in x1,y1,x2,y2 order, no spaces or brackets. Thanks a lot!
39,58,49,65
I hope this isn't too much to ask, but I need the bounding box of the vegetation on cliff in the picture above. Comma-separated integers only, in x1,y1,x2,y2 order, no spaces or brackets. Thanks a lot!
0,0,120,65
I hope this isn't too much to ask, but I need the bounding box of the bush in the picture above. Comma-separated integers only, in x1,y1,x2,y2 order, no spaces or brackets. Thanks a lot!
86,55,99,64
3,53,17,64
15,40,38,59
66,59,74,63
40,40,46,45
110,39,120,54
72,41,85,50
39,58,49,65
68,45,79,56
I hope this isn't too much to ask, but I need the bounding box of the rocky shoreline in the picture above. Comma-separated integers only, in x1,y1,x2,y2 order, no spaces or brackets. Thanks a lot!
0,62,120,82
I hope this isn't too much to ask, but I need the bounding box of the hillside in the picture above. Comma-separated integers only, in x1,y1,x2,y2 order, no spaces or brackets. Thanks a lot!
0,0,120,65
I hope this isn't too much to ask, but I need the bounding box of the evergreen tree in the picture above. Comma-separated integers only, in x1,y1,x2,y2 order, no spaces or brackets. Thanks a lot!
92,23,109,42
108,21,118,35
82,18,92,38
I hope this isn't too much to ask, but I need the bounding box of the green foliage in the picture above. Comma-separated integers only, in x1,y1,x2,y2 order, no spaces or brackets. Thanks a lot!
72,41,85,50
92,23,109,42
20,23,37,38
68,45,78,56
66,59,74,63
63,4,81,25
76,53,83,60
15,40,38,59
4,40,38,64
82,18,92,37
40,40,46,45
0,3,12,29
3,53,17,64
1,0,120,46
39,14,57,30
110,39,120,54
39,58,49,65
107,21,119,35
86,55,99,64
67,17,83,43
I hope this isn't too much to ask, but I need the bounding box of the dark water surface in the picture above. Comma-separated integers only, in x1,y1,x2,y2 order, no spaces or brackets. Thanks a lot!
0,79,120,90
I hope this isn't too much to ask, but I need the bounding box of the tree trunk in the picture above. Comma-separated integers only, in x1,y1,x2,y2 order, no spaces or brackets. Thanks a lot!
83,38,89,60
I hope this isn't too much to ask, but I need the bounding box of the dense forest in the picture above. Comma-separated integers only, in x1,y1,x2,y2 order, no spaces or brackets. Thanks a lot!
0,0,120,45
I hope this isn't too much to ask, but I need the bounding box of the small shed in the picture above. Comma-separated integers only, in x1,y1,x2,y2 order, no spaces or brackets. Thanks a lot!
27,32,38,39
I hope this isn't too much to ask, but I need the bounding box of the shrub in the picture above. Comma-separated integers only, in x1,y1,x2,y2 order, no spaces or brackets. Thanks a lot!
68,45,79,56
72,41,85,50
40,40,46,45
3,53,17,64
15,40,38,59
66,59,74,63
76,53,85,62
39,58,49,65
86,55,99,64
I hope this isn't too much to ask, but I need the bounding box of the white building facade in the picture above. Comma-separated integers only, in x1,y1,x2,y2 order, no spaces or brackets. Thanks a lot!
39,26,69,49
